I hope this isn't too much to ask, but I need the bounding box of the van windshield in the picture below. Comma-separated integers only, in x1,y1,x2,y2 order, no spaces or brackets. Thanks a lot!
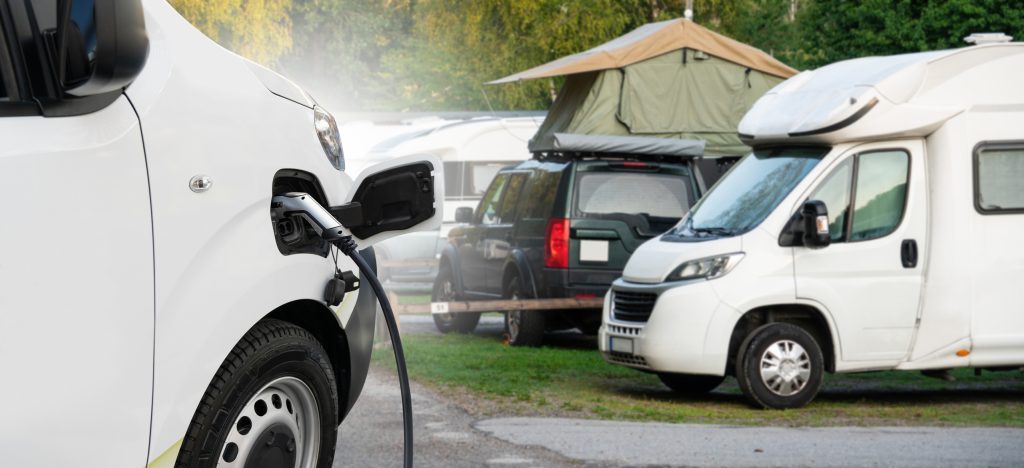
667,147,828,240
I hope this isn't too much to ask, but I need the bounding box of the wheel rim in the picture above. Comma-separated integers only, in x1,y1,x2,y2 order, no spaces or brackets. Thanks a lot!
435,276,455,326
759,340,812,397
506,290,521,340
219,376,320,468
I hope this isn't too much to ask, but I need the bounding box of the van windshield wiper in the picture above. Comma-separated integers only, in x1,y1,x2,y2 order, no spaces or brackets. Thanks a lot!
689,226,736,237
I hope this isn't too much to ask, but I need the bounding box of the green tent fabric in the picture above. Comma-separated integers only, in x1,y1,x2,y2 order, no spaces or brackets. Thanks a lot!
492,19,796,158
531,51,786,157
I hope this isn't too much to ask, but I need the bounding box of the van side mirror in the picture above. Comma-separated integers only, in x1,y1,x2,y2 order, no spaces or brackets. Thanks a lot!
801,200,831,248
455,207,474,224
335,161,436,240
52,0,149,96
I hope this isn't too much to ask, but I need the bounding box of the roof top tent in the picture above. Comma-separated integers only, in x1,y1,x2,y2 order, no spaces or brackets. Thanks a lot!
490,17,798,185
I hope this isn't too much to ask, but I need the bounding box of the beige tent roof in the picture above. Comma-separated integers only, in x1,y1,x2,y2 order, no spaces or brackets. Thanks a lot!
489,18,797,84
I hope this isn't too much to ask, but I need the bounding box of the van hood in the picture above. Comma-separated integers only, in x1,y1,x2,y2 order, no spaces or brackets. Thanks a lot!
622,236,743,284
245,60,315,108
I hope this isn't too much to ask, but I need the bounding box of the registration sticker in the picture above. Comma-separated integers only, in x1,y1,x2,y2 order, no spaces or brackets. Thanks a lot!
609,336,634,354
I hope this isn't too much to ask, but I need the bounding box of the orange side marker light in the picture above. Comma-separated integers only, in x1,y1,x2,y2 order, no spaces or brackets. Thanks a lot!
956,349,970,357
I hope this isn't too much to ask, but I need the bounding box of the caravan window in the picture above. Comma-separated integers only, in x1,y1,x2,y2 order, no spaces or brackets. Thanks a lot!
975,144,1024,214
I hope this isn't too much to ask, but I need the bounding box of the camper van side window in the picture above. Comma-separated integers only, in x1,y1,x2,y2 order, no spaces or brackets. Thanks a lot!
975,145,1024,214
807,159,853,242
849,150,909,242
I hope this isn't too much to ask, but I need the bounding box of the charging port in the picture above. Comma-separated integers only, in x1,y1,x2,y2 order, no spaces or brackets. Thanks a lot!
271,169,331,257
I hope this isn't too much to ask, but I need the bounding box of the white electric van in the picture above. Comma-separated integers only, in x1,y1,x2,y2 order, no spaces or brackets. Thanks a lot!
600,38,1024,409
0,1,440,467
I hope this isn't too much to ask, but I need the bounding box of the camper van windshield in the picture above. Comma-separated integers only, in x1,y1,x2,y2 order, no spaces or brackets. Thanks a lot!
667,147,828,240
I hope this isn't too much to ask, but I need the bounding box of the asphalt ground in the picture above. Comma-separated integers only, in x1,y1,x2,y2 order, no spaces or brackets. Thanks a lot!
334,313,1024,467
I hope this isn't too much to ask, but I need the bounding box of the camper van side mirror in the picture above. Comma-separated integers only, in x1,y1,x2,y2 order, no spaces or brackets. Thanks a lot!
801,200,831,248
344,162,436,239
52,0,149,97
455,207,474,224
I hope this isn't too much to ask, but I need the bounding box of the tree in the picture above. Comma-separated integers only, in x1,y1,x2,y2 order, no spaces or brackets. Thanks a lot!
169,0,293,65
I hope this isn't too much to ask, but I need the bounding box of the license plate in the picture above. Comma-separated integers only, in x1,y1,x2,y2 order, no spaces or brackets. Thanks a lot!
609,336,634,354
580,240,609,263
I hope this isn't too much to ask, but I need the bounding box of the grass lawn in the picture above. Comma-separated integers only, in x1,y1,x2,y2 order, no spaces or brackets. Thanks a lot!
387,333,1024,427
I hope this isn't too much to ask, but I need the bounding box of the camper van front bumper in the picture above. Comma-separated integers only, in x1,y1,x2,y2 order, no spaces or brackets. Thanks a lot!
600,279,731,376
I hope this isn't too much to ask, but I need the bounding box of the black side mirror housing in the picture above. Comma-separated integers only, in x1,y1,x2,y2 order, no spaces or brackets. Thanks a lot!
800,200,831,248
54,0,149,96
334,162,436,240
454,207,474,224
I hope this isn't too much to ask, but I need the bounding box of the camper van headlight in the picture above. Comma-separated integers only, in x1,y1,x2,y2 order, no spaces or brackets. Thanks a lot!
314,105,344,171
667,253,744,282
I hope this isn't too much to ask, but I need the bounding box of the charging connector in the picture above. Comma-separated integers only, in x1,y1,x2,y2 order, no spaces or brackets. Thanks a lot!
272,193,414,468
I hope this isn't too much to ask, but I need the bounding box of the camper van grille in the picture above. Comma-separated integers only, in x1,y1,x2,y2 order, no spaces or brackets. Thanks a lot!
612,291,658,322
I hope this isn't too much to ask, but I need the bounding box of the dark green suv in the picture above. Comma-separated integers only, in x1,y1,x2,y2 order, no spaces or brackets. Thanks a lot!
434,143,706,345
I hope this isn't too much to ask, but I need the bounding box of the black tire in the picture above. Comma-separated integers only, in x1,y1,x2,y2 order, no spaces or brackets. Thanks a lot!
176,319,338,468
431,265,480,334
577,321,601,336
657,372,725,395
735,323,824,409
504,275,545,347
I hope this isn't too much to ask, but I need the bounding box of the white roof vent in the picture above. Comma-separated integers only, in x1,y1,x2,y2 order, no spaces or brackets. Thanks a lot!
964,33,1013,45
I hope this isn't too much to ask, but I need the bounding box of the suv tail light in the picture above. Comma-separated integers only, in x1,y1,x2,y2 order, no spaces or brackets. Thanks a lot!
545,218,570,269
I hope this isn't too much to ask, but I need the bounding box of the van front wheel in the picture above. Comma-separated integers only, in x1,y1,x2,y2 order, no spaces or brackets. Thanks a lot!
736,323,824,409
176,319,338,468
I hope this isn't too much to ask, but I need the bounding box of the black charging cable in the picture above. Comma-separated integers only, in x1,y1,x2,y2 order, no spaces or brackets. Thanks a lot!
334,235,414,468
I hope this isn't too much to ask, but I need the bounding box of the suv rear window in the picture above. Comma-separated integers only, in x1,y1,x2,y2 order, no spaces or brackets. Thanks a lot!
575,172,691,219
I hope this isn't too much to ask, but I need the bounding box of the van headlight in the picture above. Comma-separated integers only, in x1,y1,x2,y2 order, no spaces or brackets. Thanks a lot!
314,105,344,171
666,253,744,281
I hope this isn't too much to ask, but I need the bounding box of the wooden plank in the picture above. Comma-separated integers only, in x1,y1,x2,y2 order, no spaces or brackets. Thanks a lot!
393,297,604,315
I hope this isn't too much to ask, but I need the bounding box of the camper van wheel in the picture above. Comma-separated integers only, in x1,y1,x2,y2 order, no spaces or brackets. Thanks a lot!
504,275,545,347
431,265,481,333
735,323,824,409
176,319,338,468
657,372,725,395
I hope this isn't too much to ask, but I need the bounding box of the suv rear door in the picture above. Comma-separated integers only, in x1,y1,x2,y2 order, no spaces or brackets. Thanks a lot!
569,161,697,288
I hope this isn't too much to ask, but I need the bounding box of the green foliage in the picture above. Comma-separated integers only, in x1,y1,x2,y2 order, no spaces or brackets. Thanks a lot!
171,0,1024,111
799,0,1024,68
169,0,293,65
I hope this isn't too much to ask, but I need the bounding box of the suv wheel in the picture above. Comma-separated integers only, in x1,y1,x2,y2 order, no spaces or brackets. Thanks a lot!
657,372,725,395
504,275,544,347
735,323,824,409
431,265,480,334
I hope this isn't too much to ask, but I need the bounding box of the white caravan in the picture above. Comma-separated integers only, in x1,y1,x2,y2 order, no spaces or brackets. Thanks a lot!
359,116,541,287
0,1,440,467
600,39,1024,409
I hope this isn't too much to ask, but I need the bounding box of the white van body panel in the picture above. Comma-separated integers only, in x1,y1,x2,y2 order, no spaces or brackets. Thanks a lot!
0,98,154,467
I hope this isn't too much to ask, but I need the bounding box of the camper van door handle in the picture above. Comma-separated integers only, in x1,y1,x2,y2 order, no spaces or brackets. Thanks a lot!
901,239,918,268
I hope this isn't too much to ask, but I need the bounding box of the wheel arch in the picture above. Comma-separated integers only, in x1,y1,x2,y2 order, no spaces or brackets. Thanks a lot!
727,303,838,373
438,243,466,295
502,249,538,297
265,299,353,421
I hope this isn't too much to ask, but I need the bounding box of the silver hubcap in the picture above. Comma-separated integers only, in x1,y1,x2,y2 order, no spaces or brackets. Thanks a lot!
506,291,521,339
437,278,455,325
219,377,320,467
759,340,812,397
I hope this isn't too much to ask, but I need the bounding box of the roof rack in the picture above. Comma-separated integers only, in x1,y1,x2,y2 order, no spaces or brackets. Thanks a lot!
532,133,705,161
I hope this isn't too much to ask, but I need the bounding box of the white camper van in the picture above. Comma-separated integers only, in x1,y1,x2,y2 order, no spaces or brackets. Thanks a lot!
358,116,541,288
0,1,440,466
599,38,1024,409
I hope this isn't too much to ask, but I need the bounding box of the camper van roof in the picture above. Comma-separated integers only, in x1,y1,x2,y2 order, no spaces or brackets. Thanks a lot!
739,43,1024,145
362,117,544,162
